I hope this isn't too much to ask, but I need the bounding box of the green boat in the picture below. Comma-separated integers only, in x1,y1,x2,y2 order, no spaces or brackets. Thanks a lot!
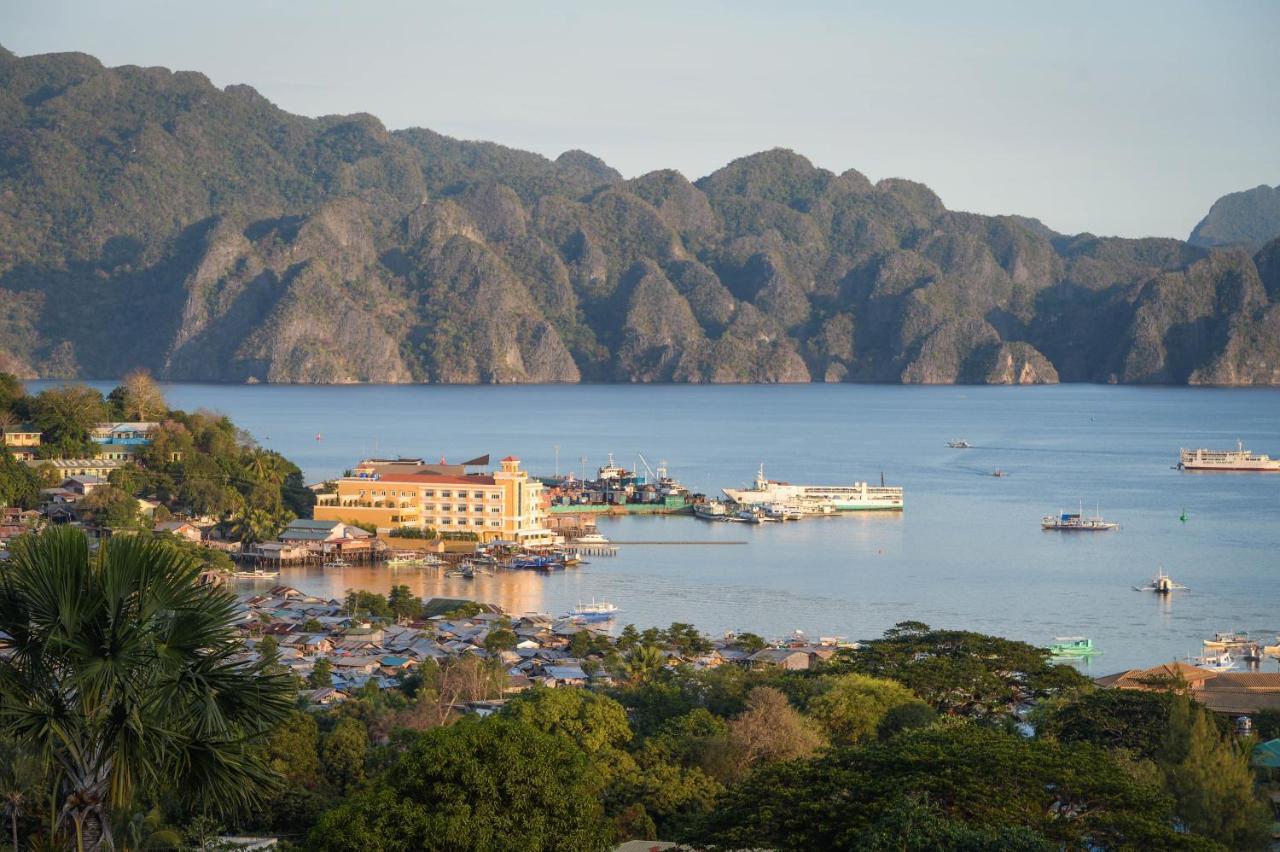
1047,637,1101,658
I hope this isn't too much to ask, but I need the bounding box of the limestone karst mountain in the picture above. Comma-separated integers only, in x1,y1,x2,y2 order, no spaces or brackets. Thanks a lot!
1,46,1277,384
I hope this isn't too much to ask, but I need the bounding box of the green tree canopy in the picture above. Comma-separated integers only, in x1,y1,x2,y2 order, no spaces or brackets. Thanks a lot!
689,722,1205,851
806,672,923,746
30,384,106,457
307,717,610,852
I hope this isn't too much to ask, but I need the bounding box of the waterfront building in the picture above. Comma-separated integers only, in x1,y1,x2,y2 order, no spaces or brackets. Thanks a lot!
314,455,551,546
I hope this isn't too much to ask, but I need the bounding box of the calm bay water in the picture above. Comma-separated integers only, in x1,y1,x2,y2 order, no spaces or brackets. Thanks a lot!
47,382,1280,672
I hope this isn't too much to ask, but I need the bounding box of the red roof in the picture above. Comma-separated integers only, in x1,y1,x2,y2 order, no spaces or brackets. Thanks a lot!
501,455,519,462
368,473,497,486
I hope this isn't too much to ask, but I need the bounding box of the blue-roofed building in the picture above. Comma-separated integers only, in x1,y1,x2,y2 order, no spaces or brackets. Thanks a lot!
91,422,160,446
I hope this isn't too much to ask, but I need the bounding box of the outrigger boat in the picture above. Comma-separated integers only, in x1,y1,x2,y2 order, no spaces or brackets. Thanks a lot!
566,600,620,622
1042,502,1118,531
1191,650,1236,671
1133,570,1188,594
1202,631,1250,650
1048,637,1102,659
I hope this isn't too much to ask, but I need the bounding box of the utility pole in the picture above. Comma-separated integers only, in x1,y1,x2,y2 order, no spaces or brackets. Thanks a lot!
580,456,587,482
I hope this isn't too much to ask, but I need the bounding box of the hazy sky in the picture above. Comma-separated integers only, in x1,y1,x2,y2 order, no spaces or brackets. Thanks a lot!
5,0,1279,239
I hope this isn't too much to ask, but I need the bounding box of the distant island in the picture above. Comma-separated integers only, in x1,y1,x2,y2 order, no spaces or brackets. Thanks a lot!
0,45,1278,386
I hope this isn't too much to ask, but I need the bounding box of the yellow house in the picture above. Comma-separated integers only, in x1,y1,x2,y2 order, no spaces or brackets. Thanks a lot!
314,455,551,545
3,424,42,460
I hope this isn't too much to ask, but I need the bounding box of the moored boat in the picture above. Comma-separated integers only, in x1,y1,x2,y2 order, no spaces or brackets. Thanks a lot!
1042,503,1118,531
1191,650,1236,671
573,532,611,545
1048,636,1101,659
566,600,620,622
947,440,972,449
1133,569,1188,594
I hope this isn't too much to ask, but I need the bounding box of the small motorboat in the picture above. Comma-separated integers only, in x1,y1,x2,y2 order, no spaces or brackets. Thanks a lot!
573,532,611,545
991,470,1006,478
1133,569,1188,594
322,558,349,569
947,440,972,449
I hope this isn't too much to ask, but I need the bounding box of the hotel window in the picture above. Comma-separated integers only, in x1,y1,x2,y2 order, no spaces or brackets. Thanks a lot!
489,521,500,527
423,490,435,497
490,507,501,514
441,518,452,525
441,490,452,497
473,519,484,526
424,517,435,524
472,491,483,498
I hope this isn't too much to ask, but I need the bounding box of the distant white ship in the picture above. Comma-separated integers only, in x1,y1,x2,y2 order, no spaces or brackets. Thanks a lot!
723,465,904,512
1179,441,1280,472
573,533,611,545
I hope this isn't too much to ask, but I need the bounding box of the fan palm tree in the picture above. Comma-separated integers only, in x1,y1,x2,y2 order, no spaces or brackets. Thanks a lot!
0,738,44,852
0,527,294,851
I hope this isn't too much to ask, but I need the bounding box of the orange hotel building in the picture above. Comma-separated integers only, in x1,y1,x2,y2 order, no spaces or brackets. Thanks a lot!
313,456,553,547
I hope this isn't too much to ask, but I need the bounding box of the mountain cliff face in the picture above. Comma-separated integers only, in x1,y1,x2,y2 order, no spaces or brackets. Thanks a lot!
1,47,1278,385
1189,184,1280,251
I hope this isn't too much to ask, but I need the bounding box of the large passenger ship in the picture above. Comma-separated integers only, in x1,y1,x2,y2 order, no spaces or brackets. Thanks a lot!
722,465,904,511
1178,442,1280,472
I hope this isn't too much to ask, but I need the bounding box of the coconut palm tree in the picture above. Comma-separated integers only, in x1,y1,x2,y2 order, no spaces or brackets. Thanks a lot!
0,527,294,851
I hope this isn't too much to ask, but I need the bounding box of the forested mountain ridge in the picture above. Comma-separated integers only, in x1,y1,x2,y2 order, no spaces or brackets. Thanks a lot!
2,47,1279,385
1189,183,1280,251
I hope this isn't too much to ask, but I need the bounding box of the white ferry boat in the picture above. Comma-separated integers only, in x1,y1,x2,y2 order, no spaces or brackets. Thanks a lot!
723,465,904,512
573,532,611,545
1179,441,1280,472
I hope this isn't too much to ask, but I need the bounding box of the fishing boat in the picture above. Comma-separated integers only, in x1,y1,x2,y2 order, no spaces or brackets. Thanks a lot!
573,532,611,545
694,500,730,521
447,561,489,579
1133,569,1188,594
991,469,1007,478
1191,650,1236,671
232,569,280,579
566,600,620,622
1178,441,1280,472
947,440,972,449
1041,503,1118,531
322,558,349,569
1202,631,1250,650
1048,637,1101,659
386,551,429,568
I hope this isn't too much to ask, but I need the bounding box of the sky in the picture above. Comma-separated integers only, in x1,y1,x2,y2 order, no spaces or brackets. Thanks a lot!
4,0,1279,239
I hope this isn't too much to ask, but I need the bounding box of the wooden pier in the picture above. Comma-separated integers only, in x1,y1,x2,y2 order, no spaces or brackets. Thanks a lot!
566,545,618,557
606,540,747,546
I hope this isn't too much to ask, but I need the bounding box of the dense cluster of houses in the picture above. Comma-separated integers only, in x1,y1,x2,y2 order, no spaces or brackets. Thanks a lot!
237,585,848,708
